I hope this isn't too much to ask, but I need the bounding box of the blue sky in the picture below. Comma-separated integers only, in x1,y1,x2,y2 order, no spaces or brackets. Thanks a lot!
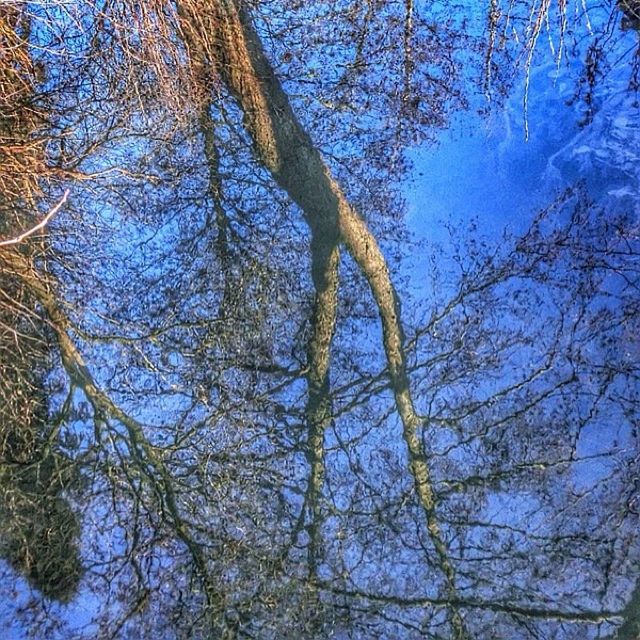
405,24,640,247
406,63,578,243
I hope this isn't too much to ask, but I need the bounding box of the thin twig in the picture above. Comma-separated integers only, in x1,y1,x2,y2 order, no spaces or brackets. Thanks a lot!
0,190,69,248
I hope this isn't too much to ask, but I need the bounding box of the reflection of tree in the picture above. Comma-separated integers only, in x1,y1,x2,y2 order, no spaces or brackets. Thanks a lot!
0,257,82,602
0,1,638,638
0,5,81,603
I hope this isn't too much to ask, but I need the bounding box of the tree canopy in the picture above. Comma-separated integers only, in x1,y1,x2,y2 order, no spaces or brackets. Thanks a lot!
0,1,639,638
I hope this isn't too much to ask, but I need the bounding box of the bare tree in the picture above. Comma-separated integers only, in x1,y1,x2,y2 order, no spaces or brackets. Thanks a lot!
0,4,81,604
0,1,638,639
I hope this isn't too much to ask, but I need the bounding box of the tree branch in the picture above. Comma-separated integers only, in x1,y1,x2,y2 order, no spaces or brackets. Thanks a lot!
0,247,230,631
0,190,69,248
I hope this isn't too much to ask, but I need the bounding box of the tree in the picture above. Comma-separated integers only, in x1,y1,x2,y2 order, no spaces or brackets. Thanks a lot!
0,0,638,638
0,4,81,604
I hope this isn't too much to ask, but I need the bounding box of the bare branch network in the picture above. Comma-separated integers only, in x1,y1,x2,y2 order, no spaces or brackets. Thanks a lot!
0,1,638,639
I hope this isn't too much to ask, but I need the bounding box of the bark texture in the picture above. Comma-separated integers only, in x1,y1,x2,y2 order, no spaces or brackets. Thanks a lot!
176,1,467,634
305,239,339,575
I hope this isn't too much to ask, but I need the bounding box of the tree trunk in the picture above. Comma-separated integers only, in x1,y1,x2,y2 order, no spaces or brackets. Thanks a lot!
176,1,467,635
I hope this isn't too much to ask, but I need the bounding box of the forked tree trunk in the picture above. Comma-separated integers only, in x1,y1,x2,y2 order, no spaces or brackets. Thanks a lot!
176,1,467,635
